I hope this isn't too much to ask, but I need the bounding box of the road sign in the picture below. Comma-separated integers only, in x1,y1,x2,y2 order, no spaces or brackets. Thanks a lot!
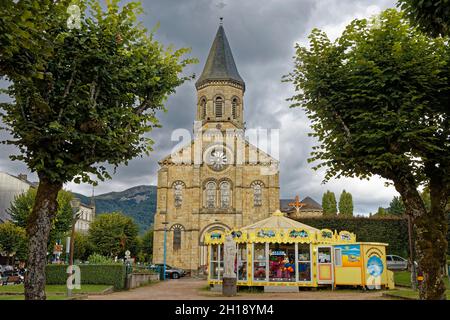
53,243,63,255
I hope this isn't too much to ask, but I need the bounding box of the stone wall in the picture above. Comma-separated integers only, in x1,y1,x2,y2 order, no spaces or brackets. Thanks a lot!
152,133,280,272
126,273,159,290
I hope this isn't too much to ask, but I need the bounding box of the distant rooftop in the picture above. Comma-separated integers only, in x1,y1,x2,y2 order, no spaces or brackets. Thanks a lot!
280,196,322,212
0,171,37,188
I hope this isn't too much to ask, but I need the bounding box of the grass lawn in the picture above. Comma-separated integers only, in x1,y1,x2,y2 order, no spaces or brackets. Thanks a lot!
0,295,68,300
0,284,111,295
394,271,450,289
386,289,450,300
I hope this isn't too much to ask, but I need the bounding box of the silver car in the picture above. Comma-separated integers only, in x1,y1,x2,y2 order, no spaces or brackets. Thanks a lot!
386,255,415,271
0,265,14,273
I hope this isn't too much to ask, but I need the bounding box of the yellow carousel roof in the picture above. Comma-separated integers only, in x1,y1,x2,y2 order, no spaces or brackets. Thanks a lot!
240,210,320,232
204,210,356,244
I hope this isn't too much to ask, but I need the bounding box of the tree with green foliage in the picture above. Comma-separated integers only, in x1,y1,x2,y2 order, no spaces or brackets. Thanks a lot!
8,188,74,247
0,222,28,264
338,190,353,217
88,212,139,258
322,191,337,216
71,231,92,262
138,228,153,263
286,9,449,299
375,207,388,217
397,0,450,37
87,253,118,265
0,0,194,300
0,0,58,78
388,196,406,216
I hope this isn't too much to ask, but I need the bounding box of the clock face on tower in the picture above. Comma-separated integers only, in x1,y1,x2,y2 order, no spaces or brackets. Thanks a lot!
207,148,228,171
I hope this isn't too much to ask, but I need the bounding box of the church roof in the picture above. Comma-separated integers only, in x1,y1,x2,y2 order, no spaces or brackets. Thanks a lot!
195,25,245,90
240,210,320,232
280,197,322,212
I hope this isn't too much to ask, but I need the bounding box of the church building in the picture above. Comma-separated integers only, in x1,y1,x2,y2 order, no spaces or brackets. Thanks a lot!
152,23,280,274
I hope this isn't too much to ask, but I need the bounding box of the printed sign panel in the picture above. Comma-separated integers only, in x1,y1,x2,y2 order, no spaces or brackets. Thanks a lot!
334,244,362,267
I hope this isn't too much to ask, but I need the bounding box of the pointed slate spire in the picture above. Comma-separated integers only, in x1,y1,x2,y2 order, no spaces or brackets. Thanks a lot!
196,23,245,90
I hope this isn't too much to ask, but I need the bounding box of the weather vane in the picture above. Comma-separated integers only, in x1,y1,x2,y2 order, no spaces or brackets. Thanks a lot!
216,1,226,25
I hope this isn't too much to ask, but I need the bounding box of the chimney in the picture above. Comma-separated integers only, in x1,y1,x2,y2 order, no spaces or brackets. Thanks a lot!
18,174,28,182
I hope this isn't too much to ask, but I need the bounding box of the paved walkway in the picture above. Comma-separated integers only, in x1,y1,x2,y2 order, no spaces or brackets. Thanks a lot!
88,278,388,300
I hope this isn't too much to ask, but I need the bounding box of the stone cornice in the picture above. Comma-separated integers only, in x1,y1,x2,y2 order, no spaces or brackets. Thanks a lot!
195,79,245,92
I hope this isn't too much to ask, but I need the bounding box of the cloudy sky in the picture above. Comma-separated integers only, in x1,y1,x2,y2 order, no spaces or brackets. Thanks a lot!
0,0,400,215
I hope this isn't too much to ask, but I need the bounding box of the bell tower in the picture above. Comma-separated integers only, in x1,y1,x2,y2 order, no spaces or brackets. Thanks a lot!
195,21,245,130
152,21,280,274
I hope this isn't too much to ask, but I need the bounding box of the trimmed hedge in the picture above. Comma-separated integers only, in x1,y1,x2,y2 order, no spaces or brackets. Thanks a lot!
297,217,410,256
46,264,127,290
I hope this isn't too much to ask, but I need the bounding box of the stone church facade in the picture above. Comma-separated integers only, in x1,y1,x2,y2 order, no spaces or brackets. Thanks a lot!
152,24,280,273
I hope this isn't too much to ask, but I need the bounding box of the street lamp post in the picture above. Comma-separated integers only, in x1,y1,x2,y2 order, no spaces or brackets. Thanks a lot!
407,214,417,291
67,198,81,297
65,236,70,264
162,221,169,281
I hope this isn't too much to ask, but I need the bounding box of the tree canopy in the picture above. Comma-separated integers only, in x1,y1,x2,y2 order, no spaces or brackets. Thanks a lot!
1,0,195,185
388,196,406,216
88,212,139,258
397,0,450,37
287,9,449,299
72,231,92,262
8,188,74,245
322,190,337,216
0,222,27,263
0,0,195,300
138,227,153,263
338,190,353,217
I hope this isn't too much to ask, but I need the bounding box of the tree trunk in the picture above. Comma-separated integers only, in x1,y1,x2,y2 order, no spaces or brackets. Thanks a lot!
415,165,449,300
393,172,448,300
24,176,62,300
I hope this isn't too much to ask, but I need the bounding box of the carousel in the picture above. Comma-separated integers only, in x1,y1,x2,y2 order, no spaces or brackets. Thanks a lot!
204,210,395,290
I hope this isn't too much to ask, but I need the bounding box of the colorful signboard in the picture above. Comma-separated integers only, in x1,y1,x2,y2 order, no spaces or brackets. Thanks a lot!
335,244,362,267
289,229,309,239
367,255,384,277
257,229,276,238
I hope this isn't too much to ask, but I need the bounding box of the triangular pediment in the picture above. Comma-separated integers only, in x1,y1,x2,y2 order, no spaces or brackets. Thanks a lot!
159,136,278,167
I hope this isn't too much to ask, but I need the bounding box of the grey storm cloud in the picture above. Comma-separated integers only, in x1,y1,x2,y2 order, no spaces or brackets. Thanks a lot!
0,0,398,214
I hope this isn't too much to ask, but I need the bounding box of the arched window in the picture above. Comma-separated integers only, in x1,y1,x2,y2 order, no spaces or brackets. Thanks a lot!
220,181,231,208
173,181,185,208
170,224,184,251
232,98,238,119
251,181,264,207
200,98,207,119
215,97,223,118
206,181,216,208
173,228,181,250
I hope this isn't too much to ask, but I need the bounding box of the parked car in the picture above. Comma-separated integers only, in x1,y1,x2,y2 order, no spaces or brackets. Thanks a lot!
386,255,417,271
0,265,14,273
0,270,24,285
149,264,186,279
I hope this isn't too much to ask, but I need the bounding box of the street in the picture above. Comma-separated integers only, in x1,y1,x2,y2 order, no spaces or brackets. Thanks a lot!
88,278,389,300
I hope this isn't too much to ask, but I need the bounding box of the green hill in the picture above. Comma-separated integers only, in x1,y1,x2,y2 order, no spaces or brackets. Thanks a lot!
73,185,157,233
